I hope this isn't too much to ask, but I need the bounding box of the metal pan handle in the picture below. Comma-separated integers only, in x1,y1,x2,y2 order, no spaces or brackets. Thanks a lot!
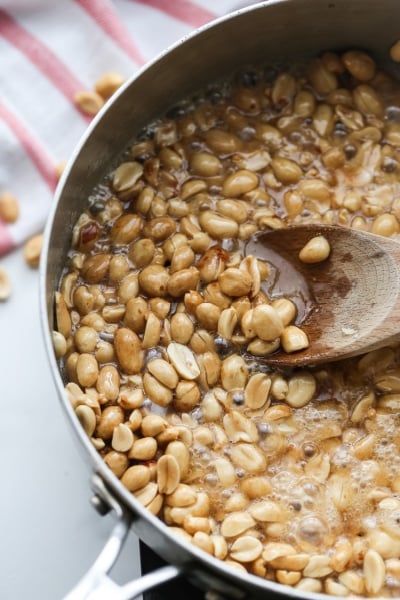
63,474,181,600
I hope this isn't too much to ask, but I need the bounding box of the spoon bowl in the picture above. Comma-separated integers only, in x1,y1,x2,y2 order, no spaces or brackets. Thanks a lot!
246,224,400,367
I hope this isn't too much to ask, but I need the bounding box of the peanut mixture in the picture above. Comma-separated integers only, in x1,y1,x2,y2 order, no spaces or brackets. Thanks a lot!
57,49,400,596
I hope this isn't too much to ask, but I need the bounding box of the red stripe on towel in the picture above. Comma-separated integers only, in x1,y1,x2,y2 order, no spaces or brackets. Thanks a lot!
0,100,58,191
74,0,147,65
0,9,91,121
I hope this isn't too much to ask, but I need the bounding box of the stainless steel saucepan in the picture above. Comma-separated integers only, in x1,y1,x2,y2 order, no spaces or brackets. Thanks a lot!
40,1,400,598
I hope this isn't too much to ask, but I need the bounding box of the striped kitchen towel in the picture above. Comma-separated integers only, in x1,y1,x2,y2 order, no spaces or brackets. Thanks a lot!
0,0,255,256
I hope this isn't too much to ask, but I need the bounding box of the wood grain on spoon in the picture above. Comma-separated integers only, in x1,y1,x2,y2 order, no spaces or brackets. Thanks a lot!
245,224,400,367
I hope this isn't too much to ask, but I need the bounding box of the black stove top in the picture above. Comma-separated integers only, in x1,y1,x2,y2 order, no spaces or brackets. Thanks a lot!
140,542,206,599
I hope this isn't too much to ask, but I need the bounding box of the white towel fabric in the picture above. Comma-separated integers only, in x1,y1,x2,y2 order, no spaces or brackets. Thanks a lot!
0,0,254,255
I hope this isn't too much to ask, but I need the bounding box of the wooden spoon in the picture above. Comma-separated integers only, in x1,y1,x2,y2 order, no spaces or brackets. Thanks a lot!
245,224,400,367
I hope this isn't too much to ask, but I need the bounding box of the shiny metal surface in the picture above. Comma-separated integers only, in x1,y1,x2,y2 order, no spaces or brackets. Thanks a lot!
64,475,181,600
40,1,400,598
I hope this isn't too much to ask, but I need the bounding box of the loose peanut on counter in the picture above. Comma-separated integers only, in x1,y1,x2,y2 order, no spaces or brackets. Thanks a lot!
0,192,19,223
24,234,43,268
95,72,125,99
74,90,104,115
57,46,400,597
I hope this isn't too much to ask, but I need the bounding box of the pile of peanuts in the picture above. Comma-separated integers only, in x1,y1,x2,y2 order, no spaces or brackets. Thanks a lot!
57,46,400,596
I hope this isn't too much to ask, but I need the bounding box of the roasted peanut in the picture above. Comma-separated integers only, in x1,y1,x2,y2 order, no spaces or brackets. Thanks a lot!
139,265,169,297
143,373,173,407
0,192,19,223
299,235,331,263
114,328,144,375
198,211,239,240
170,312,194,344
342,50,376,81
95,71,125,99
74,90,104,114
218,268,252,296
24,234,43,268
252,304,284,341
280,326,309,353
